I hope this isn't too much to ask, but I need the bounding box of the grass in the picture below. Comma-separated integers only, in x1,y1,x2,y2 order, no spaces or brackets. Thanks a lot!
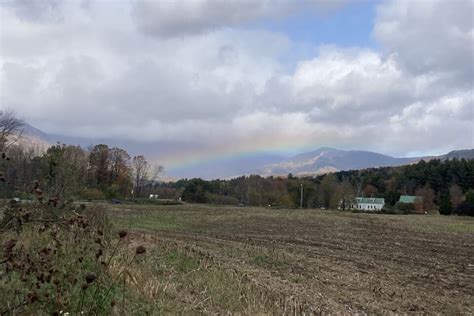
108,203,474,235
113,215,180,231
116,238,276,314
100,203,474,314
402,215,474,234
163,251,199,272
5,202,472,314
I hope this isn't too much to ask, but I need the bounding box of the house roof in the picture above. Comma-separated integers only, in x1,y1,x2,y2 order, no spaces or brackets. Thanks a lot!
399,195,423,203
356,197,385,205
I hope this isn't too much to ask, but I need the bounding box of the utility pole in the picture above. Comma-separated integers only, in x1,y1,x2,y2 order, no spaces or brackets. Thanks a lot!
300,183,303,209
357,176,363,197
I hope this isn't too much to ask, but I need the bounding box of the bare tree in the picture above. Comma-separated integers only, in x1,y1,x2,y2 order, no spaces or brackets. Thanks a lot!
148,164,164,197
131,155,149,198
0,111,24,152
415,184,436,213
449,184,464,209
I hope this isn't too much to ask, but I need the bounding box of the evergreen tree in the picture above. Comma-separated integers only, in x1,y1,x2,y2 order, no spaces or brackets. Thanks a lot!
439,194,453,215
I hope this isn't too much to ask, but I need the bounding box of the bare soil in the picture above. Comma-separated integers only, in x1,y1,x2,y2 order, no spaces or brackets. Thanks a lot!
111,204,474,314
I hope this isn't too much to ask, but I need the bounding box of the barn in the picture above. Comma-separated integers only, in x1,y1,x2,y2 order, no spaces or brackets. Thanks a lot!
398,195,424,213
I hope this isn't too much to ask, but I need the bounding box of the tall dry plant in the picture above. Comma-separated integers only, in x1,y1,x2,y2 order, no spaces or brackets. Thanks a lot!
0,180,147,315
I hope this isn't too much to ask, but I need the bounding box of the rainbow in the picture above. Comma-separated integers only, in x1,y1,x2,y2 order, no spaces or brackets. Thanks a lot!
152,140,323,171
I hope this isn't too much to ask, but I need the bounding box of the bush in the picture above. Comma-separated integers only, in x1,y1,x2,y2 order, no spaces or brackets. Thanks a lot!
0,188,148,315
455,201,474,216
397,202,415,214
132,198,182,205
205,193,240,205
380,206,400,215
103,185,121,199
80,188,106,201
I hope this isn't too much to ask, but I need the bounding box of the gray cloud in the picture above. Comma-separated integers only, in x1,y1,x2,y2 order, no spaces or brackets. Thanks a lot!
132,0,346,38
373,0,474,85
1,0,64,23
0,0,472,166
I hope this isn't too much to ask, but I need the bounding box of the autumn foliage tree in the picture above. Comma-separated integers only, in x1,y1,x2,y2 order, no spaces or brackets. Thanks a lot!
108,147,132,197
88,144,110,187
415,184,436,213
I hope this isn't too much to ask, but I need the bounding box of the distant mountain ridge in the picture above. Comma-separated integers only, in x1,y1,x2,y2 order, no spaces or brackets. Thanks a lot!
16,123,474,179
16,123,51,151
439,149,474,160
22,123,50,140
254,148,474,177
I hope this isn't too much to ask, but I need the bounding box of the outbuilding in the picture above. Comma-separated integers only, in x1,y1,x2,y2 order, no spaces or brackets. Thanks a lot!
398,195,424,213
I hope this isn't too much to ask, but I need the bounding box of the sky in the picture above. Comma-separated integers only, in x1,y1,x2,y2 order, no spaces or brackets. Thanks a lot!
0,0,473,171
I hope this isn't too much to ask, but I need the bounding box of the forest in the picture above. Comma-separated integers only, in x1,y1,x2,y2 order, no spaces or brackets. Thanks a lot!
165,158,474,215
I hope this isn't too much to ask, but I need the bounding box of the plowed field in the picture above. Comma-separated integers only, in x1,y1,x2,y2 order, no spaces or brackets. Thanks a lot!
110,204,474,314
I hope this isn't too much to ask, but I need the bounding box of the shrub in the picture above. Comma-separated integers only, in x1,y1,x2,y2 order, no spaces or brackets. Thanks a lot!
205,193,240,205
397,202,415,214
0,187,147,315
455,201,474,216
80,188,106,201
132,198,182,205
103,185,121,199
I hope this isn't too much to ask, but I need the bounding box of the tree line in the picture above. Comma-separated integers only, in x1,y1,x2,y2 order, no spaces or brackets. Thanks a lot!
165,158,474,215
3,142,163,200
0,112,161,200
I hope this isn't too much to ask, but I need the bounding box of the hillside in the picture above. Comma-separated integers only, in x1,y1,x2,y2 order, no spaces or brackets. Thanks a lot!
14,123,51,152
441,149,474,160
256,148,474,176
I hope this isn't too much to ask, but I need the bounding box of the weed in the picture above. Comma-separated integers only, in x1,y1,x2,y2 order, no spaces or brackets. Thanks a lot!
0,185,148,315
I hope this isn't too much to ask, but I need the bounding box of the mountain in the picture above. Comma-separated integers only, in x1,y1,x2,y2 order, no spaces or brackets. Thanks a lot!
15,123,474,179
255,148,415,176
16,123,51,151
15,124,286,179
255,148,474,177
440,149,474,160
22,123,50,140
168,153,285,180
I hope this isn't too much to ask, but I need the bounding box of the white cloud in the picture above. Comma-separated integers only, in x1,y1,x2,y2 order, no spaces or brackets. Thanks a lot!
0,0,472,165
373,0,474,84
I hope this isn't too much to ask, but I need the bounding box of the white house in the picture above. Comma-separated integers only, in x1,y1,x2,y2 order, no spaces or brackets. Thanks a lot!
351,197,385,211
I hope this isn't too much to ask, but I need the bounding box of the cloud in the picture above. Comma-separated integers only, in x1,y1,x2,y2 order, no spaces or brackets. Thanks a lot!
0,0,472,166
373,0,474,84
1,0,64,23
132,0,346,38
